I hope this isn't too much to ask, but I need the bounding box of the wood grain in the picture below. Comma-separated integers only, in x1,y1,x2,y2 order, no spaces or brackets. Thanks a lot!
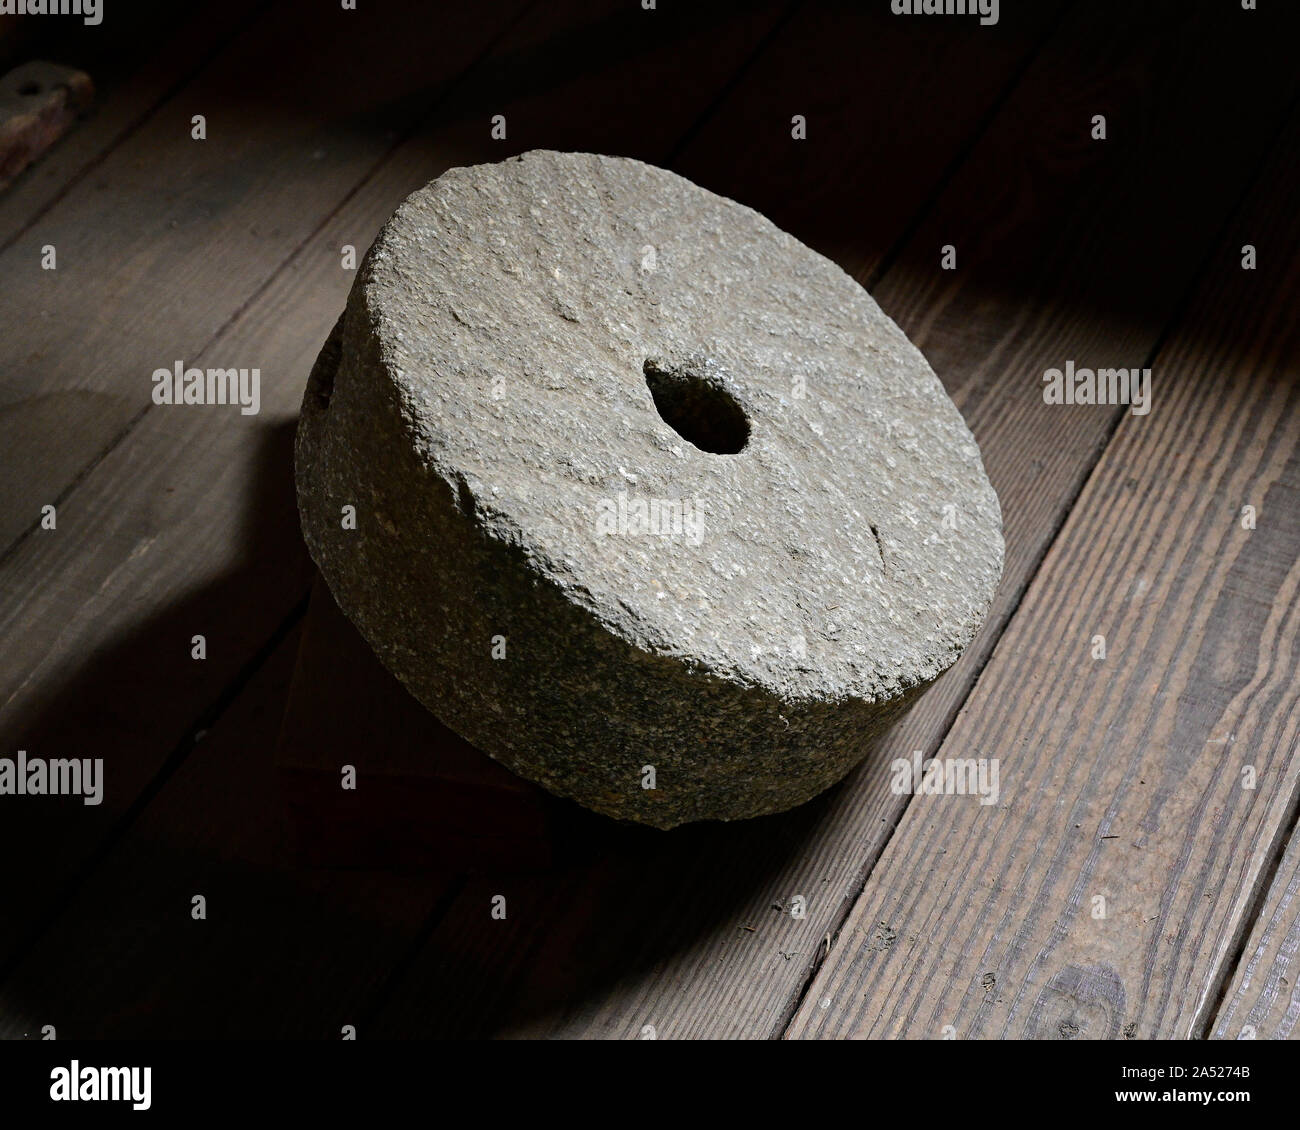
0,0,530,555
0,0,535,976
787,106,1300,1041
0,0,793,1032
369,0,1300,1039
1210,817,1300,1040
5,0,1294,1042
0,0,263,248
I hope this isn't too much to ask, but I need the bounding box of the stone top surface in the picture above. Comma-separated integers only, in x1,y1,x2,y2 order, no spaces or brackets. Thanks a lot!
357,150,1002,706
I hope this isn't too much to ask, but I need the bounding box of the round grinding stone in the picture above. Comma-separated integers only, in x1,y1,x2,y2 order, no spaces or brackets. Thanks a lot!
295,150,1003,829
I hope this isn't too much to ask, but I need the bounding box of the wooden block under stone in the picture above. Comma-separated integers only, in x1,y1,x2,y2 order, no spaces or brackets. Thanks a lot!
277,577,560,873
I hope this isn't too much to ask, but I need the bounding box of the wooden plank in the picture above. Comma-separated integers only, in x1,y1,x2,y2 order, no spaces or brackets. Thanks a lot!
367,0,1300,1039
360,0,1071,1040
0,0,264,248
0,0,792,1031
0,0,533,973
787,105,1300,1041
0,0,530,556
1210,818,1300,1040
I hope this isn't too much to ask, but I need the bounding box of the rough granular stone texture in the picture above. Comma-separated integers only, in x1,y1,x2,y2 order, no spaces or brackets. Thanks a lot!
295,150,1003,829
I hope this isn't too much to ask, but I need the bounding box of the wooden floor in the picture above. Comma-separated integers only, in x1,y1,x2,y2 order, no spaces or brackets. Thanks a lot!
1,0,1298,1039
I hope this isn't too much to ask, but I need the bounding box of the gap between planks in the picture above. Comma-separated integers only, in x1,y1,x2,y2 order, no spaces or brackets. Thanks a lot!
366,0,1300,1039
787,96,1300,1041
0,0,800,1035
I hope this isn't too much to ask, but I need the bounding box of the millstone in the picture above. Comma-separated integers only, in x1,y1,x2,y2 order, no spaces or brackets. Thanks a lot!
295,150,1003,829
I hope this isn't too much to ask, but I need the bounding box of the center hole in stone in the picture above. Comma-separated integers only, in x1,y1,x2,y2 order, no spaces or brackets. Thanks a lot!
643,359,750,455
